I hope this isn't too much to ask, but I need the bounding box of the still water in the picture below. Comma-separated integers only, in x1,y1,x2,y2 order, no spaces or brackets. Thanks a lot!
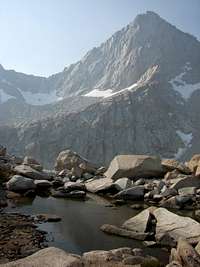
8,194,169,264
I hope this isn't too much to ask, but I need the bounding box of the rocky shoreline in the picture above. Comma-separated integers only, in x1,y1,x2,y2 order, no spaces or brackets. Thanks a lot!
0,213,47,264
1,145,200,266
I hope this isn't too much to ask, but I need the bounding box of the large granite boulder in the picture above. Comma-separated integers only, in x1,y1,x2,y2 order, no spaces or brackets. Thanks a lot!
6,175,36,192
1,247,82,267
100,207,200,248
105,155,164,180
55,149,97,174
154,208,200,244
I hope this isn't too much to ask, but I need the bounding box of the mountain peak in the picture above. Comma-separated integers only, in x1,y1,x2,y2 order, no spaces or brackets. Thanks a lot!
132,10,166,28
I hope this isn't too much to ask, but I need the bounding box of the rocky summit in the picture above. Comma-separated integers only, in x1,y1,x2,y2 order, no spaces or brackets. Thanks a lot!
0,11,200,168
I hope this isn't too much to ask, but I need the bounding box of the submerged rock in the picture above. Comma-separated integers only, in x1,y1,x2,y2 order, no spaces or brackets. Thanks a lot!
36,214,61,222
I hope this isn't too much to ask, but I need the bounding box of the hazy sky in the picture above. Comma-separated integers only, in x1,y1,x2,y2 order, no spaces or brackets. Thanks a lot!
0,0,199,76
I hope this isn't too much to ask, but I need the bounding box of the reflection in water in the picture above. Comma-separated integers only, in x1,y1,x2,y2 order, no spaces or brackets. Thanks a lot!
10,195,169,264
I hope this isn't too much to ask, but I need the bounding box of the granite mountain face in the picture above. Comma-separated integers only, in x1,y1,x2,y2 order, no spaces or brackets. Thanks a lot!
0,11,200,167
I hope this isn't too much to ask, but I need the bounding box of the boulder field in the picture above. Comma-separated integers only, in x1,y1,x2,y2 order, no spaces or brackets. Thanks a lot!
1,145,200,266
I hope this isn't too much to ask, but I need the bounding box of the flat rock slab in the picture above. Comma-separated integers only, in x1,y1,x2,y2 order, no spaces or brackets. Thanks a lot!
1,247,82,267
100,224,149,241
14,165,51,180
154,208,200,244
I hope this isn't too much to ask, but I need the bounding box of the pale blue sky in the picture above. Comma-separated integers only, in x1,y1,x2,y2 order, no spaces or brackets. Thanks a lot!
0,0,199,76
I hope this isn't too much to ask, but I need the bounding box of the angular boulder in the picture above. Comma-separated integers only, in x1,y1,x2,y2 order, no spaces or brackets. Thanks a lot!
122,208,153,233
6,175,36,192
114,177,132,190
170,176,200,190
105,155,164,181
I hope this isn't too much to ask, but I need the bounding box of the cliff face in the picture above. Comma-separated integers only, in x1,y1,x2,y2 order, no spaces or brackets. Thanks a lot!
0,77,197,168
0,11,200,167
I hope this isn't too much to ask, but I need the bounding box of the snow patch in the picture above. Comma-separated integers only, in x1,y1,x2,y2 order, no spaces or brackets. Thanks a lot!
18,89,63,106
84,89,113,98
0,89,16,103
169,62,200,100
175,130,193,159
84,83,138,98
